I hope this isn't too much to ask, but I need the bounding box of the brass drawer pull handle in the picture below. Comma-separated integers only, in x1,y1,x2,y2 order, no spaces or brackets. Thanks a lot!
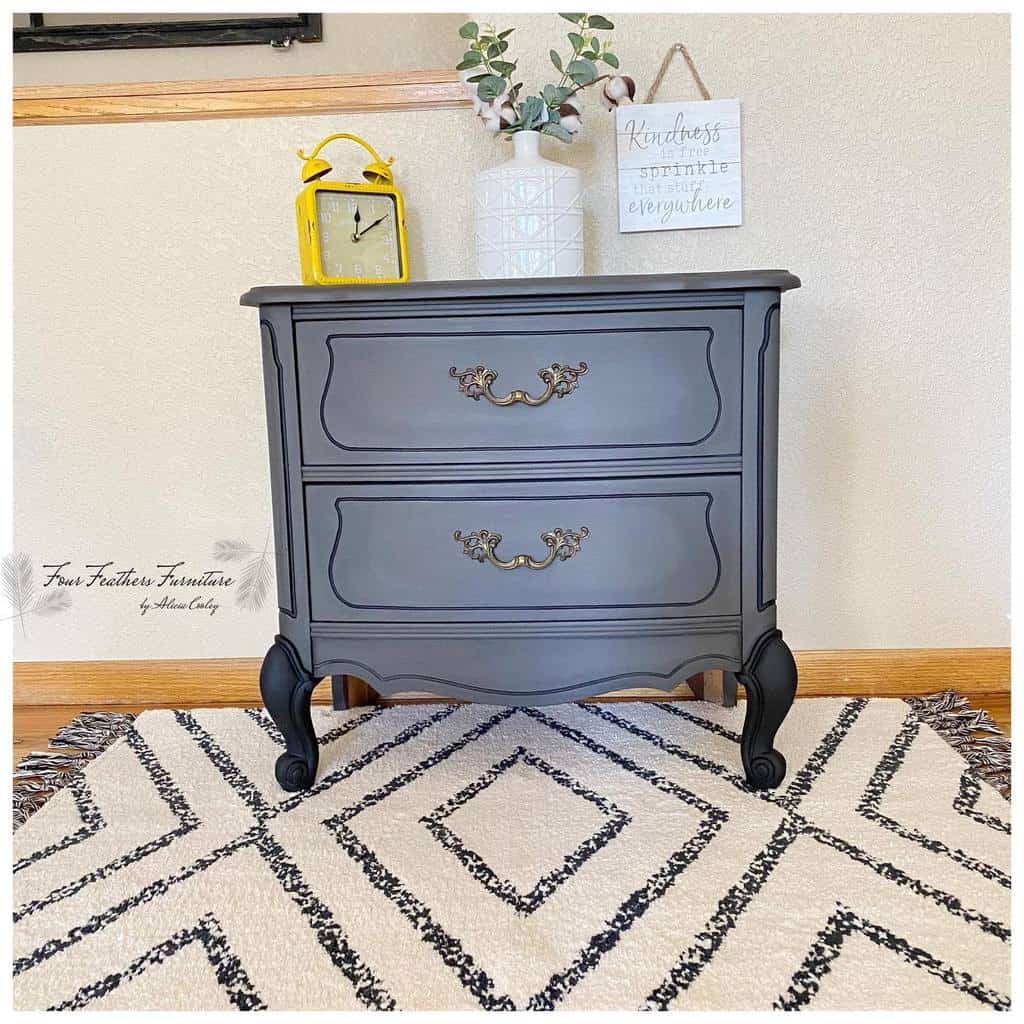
449,362,588,406
453,526,590,570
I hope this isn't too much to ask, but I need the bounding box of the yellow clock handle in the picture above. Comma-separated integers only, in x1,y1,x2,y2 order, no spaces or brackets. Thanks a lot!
297,132,396,185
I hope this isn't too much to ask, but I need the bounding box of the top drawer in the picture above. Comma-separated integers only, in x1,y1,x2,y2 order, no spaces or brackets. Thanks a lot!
294,307,741,467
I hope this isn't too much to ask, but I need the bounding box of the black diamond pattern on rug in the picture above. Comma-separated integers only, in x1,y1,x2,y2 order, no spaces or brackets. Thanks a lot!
420,745,631,914
12,698,1011,1011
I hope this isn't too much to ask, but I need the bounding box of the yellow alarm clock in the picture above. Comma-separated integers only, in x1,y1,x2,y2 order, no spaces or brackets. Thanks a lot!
295,132,409,285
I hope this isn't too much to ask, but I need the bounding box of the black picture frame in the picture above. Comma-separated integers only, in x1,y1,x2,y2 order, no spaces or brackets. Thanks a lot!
13,14,322,53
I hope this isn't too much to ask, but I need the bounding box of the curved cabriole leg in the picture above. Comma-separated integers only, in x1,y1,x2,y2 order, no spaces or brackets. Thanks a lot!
737,629,797,789
260,635,320,792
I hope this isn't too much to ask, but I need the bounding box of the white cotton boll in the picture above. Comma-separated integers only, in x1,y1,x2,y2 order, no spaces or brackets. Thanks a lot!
600,75,637,110
557,102,582,134
492,96,517,129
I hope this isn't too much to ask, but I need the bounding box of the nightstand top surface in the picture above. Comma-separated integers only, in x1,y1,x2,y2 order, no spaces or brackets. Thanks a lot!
241,269,800,306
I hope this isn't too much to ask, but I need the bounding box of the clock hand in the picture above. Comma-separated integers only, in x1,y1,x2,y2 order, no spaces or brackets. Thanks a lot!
351,205,362,243
354,212,390,240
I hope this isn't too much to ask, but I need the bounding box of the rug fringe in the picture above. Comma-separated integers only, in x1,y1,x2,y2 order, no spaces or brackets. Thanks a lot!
13,711,137,830
906,690,1011,799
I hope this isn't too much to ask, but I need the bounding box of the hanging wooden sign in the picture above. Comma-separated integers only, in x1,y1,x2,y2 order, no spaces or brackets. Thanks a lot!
615,45,741,233
616,98,742,232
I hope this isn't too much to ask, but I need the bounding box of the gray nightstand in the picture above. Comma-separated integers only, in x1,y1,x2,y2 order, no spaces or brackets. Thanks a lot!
242,270,800,791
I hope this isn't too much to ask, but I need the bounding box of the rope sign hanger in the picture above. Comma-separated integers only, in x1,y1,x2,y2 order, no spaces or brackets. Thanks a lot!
644,43,711,104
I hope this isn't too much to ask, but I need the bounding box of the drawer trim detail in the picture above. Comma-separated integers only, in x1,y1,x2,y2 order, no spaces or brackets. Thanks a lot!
290,293,748,322
300,455,744,482
261,318,296,619
315,324,723,453
757,302,780,613
309,616,742,639
324,490,723,612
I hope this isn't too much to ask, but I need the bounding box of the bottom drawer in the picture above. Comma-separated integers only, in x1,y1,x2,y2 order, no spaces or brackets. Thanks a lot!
304,475,741,622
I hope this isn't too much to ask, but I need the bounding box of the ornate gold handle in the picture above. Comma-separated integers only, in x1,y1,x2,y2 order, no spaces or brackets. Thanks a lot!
453,526,590,570
449,362,588,406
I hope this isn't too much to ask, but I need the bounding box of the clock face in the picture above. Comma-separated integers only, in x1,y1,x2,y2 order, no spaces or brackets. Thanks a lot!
315,189,402,281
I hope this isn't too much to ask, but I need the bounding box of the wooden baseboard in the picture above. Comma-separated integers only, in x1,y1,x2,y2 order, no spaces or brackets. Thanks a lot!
12,647,1010,708
790,647,1010,696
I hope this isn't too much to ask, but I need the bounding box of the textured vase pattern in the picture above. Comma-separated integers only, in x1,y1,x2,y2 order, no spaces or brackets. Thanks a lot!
474,133,584,279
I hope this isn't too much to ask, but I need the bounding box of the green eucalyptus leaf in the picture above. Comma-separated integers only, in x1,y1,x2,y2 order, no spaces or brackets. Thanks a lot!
549,49,563,71
465,73,488,82
567,58,598,85
476,74,507,101
486,42,500,58
600,51,619,68
457,51,483,68
586,15,614,30
498,28,514,39
542,122,574,142
559,13,585,24
459,21,478,38
540,85,571,107
519,95,545,129
568,31,584,50
492,60,516,75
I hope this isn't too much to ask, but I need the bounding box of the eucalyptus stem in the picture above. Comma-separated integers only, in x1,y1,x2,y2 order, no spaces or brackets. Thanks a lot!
556,34,585,93
565,73,613,100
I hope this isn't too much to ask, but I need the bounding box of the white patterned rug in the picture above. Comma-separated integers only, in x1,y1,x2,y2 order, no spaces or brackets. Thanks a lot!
13,698,1010,1010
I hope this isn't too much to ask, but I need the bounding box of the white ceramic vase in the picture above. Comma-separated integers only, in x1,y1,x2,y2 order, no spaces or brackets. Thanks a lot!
474,130,584,279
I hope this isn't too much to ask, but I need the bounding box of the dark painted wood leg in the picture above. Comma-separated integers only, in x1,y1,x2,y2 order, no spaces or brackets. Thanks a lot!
331,674,379,710
686,672,706,700
260,635,320,792
331,674,349,710
737,629,797,789
722,671,739,708
688,670,738,707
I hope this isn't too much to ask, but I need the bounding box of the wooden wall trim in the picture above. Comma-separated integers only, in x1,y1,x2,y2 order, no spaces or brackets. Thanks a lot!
791,647,1010,696
13,69,470,126
12,647,1010,707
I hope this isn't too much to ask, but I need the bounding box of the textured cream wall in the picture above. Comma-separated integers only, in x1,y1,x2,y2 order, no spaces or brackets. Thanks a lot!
12,12,1009,661
13,13,466,84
